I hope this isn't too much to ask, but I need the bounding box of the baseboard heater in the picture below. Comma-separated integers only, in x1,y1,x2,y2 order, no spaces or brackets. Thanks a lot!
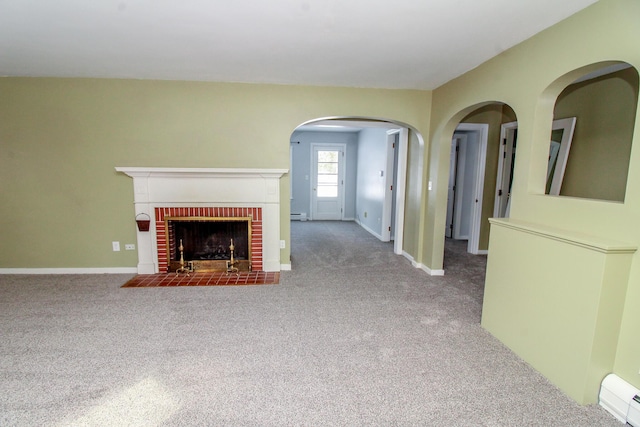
290,212,307,221
599,373,640,425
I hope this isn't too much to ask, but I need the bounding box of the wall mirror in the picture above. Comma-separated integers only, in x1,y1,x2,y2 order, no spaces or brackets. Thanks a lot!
546,117,576,195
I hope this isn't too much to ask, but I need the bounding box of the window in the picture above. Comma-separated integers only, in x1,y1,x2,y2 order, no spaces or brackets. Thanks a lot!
316,150,339,197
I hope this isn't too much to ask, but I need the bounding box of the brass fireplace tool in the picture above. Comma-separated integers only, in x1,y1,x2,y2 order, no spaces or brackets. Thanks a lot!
176,239,193,276
226,238,239,275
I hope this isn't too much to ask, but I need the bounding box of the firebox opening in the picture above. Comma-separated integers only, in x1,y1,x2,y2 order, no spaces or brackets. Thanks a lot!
165,216,252,273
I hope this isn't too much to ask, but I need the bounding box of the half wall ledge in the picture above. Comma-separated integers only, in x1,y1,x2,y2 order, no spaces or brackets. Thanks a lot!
482,218,636,405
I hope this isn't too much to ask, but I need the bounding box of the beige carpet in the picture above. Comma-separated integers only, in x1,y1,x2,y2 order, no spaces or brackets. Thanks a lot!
0,221,618,426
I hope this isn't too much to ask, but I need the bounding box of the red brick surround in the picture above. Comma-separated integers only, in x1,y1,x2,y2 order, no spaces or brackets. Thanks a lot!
154,207,263,273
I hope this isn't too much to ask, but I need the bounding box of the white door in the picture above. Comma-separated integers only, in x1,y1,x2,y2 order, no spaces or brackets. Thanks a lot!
447,133,476,240
311,144,345,220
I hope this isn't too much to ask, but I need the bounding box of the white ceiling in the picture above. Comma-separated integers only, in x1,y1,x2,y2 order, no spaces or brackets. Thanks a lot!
0,0,598,90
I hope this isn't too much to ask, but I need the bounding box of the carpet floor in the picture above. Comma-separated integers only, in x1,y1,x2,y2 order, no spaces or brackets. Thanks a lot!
0,220,618,426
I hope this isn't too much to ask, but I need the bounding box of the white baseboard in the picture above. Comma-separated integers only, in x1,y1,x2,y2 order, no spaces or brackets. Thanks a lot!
476,249,489,255
401,251,445,276
0,267,138,275
355,219,387,242
419,264,445,276
402,251,415,264
280,263,292,271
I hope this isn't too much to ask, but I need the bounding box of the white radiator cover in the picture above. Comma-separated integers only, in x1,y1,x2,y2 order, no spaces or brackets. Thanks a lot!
599,373,640,425
290,212,307,221
629,395,640,427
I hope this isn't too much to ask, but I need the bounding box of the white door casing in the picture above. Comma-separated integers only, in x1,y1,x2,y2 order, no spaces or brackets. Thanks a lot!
495,121,518,218
446,136,461,239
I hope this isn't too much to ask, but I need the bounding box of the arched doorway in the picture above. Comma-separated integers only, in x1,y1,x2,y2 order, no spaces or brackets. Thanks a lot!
289,117,416,258
440,103,518,269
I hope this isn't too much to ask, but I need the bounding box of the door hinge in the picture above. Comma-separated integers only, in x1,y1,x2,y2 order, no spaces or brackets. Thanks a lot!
388,226,391,231
390,185,393,191
392,143,395,149
498,189,503,196
503,151,506,159
503,138,507,145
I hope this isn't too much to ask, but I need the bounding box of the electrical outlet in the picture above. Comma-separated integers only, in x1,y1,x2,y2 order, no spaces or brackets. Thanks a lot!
125,244,135,251
280,240,286,249
112,241,120,251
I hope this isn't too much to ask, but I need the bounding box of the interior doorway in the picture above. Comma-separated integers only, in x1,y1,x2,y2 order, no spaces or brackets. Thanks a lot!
445,123,488,255
290,118,410,257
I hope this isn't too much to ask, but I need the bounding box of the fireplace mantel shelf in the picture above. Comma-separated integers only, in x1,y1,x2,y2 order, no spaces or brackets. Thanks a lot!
116,166,287,274
116,167,288,179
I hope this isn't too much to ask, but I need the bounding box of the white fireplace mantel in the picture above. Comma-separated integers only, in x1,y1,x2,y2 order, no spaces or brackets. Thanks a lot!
116,167,288,274
115,167,288,179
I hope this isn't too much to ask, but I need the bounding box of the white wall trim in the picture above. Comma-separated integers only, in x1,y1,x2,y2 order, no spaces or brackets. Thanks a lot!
280,263,292,271
417,263,445,276
402,250,415,263
402,251,446,276
356,218,385,241
495,121,518,218
387,128,408,255
0,267,138,275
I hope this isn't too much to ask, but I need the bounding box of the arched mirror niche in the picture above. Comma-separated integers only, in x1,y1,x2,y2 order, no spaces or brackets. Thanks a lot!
547,62,639,201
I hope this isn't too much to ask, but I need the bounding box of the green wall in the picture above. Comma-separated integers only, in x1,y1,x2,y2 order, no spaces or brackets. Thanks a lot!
4,0,640,407
425,0,640,403
0,79,432,269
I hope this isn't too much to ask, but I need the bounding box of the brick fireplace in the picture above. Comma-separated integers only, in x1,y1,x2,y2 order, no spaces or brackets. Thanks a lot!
115,167,287,274
155,206,262,272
